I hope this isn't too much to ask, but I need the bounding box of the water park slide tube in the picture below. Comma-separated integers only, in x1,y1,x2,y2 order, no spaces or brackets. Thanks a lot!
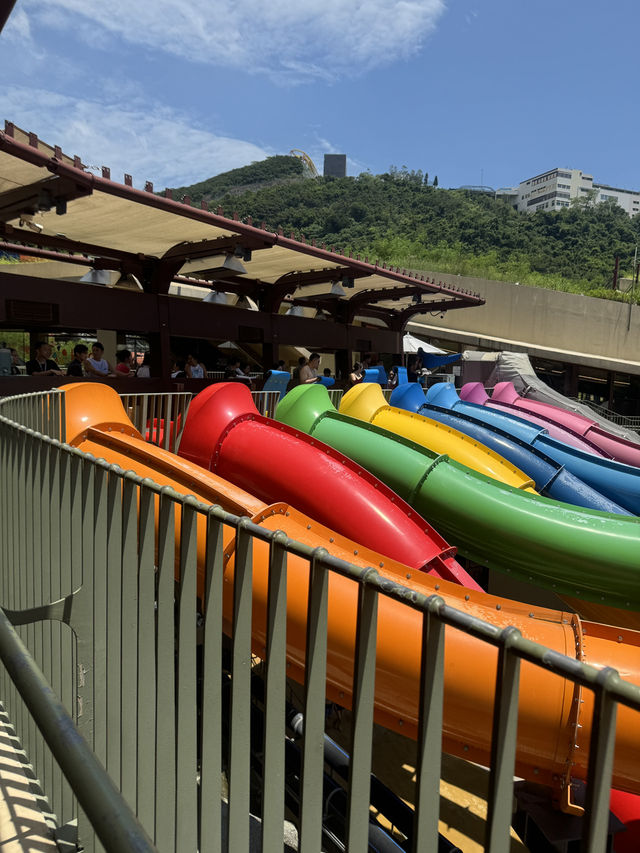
338,383,538,493
59,383,640,799
390,383,629,514
461,382,608,456
176,382,478,589
491,380,640,467
485,349,640,442
275,384,640,613
423,382,640,516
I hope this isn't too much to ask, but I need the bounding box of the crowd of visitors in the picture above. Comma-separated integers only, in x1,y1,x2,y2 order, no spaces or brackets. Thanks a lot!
16,338,432,391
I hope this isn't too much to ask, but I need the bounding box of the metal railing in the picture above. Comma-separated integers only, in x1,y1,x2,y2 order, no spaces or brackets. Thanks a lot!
251,390,282,418
328,388,344,408
0,390,639,852
571,397,640,430
0,609,156,852
120,392,192,453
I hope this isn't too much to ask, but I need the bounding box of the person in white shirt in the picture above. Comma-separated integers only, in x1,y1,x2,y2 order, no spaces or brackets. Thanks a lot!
85,342,115,377
298,353,321,384
185,353,206,378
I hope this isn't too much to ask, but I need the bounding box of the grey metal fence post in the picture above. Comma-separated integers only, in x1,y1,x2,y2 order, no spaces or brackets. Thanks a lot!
200,509,226,853
414,596,445,852
485,627,522,853
346,575,378,853
261,531,289,853
228,517,254,853
299,549,330,853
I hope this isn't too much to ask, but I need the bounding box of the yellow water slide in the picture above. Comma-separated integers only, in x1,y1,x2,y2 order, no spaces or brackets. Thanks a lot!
340,383,538,491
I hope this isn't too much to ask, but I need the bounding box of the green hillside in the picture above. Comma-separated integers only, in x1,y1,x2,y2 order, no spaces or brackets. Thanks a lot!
169,155,304,203
179,161,640,300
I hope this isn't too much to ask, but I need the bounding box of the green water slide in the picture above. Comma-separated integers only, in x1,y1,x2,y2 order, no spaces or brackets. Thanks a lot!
276,384,640,612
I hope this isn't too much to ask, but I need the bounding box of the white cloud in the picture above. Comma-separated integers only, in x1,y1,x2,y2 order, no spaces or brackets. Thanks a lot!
2,6,33,41
1,86,272,187
23,0,447,82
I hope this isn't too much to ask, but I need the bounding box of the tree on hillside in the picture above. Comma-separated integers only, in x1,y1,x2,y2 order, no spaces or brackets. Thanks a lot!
571,188,597,208
180,166,639,294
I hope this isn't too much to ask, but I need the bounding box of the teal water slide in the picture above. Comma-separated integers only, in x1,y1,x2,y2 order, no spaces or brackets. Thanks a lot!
276,384,640,612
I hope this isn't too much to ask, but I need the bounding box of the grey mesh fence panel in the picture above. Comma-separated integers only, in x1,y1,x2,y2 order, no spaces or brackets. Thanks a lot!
1,389,640,852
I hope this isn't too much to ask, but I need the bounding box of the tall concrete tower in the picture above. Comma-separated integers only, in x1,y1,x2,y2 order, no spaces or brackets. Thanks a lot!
323,154,347,178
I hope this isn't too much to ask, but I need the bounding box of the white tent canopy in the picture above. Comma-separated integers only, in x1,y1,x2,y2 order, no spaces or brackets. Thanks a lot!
403,333,446,355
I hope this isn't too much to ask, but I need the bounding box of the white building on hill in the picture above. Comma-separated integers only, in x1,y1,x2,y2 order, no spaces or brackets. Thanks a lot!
498,168,640,216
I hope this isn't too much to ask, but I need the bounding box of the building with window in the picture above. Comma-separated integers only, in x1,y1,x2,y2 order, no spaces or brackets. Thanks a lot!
498,168,640,216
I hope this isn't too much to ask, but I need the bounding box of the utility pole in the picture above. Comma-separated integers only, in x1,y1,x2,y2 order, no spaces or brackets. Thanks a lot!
612,255,620,290
626,245,637,331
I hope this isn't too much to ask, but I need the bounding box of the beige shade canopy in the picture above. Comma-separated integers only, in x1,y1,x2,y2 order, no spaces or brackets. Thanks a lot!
0,122,484,326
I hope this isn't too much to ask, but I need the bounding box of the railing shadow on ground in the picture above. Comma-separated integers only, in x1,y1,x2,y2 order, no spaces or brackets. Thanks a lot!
0,708,57,852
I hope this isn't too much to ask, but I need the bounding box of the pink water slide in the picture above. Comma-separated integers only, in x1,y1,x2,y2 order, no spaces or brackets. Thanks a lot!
460,382,609,456
489,381,640,467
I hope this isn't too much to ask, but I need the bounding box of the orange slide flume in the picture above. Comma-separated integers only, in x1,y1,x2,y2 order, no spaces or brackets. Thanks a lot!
62,383,640,801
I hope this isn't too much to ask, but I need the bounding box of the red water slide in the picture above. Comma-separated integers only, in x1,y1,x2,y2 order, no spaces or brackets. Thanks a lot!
178,382,480,589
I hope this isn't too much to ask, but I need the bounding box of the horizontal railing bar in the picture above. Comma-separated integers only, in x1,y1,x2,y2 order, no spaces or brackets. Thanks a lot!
0,607,157,853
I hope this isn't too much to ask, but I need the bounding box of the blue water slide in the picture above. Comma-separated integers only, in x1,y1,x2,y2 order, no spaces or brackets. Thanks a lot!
419,383,640,515
319,375,335,387
390,383,633,515
262,369,291,400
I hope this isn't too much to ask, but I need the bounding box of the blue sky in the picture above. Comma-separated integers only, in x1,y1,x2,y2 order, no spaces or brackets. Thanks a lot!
2,0,639,193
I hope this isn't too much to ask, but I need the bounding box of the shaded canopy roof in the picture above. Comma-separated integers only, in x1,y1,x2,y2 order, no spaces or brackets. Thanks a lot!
0,122,484,330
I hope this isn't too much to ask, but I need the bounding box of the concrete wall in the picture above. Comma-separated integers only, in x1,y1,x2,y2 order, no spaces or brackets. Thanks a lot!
412,272,640,373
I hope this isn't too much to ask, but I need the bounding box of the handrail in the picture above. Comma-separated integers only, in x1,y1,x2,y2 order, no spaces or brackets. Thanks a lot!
1,389,640,851
570,397,640,429
0,607,157,853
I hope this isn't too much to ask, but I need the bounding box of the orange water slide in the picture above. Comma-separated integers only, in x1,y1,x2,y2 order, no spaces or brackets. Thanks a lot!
62,383,640,801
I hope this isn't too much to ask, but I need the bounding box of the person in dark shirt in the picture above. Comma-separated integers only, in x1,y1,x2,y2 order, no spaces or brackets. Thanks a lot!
66,344,89,377
26,341,63,376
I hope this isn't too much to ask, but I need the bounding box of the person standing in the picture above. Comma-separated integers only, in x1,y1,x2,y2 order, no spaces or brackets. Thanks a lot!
349,362,364,387
26,341,63,376
136,353,151,378
299,353,320,384
85,342,115,377
10,349,24,374
66,344,89,376
115,349,134,376
185,353,206,378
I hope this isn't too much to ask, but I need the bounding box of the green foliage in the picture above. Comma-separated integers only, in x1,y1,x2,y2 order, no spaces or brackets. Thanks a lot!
168,156,304,204
176,164,640,301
